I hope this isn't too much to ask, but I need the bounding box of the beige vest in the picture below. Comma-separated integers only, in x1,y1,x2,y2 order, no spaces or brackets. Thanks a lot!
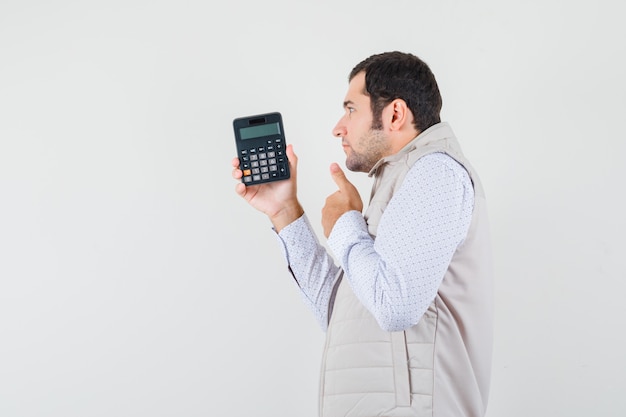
319,123,494,417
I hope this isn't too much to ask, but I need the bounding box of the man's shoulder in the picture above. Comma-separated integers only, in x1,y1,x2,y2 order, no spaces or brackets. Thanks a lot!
410,152,469,180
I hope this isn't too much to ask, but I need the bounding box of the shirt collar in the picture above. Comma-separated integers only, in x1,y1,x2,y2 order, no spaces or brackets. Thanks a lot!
368,122,452,177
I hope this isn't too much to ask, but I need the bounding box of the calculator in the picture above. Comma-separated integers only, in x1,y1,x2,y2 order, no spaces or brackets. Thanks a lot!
232,112,290,185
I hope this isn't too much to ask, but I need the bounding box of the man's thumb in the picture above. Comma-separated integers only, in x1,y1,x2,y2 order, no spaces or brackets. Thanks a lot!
330,163,348,188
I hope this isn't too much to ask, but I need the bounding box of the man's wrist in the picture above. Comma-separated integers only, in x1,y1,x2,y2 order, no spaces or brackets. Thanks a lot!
269,201,304,233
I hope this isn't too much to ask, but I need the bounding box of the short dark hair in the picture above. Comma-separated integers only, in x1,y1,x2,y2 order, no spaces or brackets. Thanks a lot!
349,51,442,133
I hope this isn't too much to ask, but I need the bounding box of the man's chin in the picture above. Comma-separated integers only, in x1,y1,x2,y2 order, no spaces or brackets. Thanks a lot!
344,161,359,173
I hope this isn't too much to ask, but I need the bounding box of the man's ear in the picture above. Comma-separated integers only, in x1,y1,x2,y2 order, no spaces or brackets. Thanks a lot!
388,99,410,131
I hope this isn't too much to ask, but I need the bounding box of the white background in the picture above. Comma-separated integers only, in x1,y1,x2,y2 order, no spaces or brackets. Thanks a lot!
1,1,625,416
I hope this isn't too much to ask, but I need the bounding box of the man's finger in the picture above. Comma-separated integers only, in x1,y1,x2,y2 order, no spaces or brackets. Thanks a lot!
329,163,350,190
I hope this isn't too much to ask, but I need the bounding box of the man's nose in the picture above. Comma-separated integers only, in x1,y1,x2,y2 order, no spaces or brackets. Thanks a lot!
332,120,346,138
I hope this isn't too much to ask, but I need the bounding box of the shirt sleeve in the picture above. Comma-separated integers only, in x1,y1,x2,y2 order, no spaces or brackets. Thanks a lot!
274,214,341,330
327,152,474,331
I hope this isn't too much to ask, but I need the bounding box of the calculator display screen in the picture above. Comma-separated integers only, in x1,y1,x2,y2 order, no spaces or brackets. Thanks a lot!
239,122,281,140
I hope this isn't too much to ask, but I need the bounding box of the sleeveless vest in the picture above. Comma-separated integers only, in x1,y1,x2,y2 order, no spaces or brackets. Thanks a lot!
318,123,493,417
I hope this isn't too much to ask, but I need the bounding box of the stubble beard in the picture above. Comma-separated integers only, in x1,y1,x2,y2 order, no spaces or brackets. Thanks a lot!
345,128,390,173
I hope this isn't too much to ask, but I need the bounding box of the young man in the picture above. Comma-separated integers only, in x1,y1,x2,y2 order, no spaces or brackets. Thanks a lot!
231,51,494,417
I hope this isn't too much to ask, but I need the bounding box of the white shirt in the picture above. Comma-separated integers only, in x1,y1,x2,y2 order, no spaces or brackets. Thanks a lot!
275,152,474,331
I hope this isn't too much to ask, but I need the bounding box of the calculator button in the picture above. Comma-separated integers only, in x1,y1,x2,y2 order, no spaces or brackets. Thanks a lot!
238,139,289,185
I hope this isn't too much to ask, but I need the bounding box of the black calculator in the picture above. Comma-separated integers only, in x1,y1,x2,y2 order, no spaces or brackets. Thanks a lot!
232,112,290,185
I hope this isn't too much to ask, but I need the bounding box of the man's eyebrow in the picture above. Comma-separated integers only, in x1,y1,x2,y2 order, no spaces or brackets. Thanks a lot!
343,100,354,108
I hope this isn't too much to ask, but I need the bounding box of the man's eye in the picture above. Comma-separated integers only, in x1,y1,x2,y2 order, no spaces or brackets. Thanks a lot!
347,107,355,114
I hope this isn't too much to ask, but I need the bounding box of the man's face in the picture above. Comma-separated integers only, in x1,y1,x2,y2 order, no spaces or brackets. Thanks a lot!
332,72,391,173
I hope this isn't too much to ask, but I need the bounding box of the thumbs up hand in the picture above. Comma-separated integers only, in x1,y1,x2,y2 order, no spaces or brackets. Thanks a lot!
322,163,363,237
